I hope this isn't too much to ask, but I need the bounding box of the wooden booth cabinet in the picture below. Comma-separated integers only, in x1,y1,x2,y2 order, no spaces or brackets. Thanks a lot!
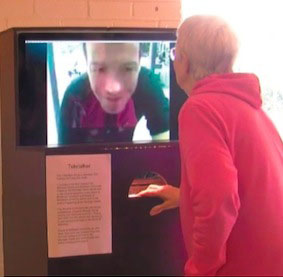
0,28,187,276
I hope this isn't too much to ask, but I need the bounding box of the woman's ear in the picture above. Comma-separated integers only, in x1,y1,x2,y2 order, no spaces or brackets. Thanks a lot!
185,58,190,75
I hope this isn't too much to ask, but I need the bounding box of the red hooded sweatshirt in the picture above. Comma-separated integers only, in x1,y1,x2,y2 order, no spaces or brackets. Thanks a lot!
178,73,283,276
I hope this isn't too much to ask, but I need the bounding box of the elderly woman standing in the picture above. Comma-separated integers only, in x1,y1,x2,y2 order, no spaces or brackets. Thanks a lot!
139,15,283,276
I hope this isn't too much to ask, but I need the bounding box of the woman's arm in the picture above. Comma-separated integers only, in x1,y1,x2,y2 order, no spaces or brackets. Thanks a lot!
134,184,180,216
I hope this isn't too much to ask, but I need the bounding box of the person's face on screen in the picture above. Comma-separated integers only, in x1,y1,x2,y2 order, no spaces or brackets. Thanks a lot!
86,43,140,114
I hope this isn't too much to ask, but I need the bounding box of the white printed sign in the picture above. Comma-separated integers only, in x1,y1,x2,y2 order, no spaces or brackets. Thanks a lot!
46,154,112,258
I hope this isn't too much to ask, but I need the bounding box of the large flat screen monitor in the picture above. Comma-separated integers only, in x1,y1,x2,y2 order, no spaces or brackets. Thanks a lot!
17,28,187,146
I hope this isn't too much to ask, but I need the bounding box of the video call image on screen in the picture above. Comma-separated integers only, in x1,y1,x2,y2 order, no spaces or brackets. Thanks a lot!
47,40,172,145
20,37,186,146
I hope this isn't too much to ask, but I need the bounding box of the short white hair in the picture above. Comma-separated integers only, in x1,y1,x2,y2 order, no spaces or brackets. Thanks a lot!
177,15,238,80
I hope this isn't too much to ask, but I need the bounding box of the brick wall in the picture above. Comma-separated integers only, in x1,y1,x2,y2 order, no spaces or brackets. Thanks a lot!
0,0,181,31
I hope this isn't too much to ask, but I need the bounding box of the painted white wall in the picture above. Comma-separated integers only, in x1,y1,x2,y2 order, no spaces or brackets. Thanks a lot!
181,0,283,138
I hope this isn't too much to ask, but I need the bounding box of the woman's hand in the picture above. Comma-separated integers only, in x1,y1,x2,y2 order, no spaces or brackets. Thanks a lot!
135,184,180,216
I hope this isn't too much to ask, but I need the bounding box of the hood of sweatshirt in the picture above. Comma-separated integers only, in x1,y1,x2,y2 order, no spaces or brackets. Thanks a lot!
190,73,262,109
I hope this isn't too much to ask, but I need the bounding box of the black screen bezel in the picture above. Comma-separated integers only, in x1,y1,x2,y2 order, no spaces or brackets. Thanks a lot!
16,27,184,149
